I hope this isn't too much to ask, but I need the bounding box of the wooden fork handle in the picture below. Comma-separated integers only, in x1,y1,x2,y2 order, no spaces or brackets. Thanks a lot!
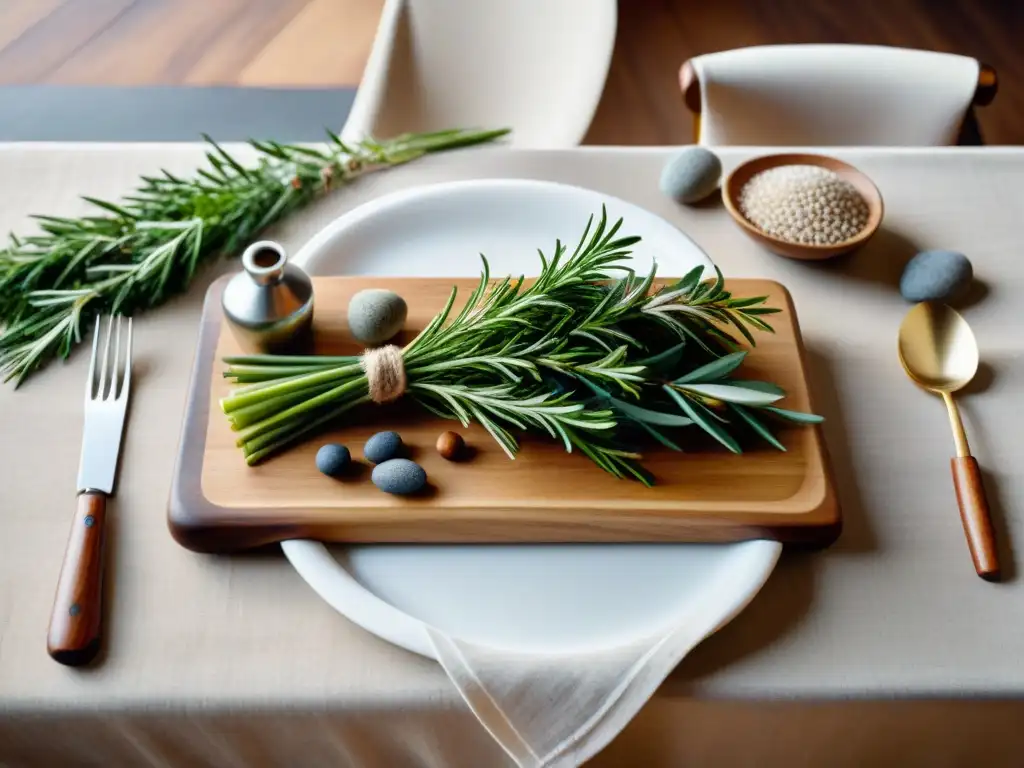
47,491,107,665
951,457,1000,581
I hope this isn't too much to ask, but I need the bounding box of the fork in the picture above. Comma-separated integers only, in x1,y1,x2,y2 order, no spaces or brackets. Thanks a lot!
47,315,133,666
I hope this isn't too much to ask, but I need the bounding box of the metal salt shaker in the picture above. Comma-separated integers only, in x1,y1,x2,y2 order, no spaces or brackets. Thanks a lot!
221,240,314,353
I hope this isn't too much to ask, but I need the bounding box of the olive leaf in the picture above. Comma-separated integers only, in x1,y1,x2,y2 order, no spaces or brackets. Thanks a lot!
763,406,825,424
665,385,741,454
634,341,686,375
731,404,786,451
726,380,787,396
677,382,785,407
610,397,695,427
673,351,748,384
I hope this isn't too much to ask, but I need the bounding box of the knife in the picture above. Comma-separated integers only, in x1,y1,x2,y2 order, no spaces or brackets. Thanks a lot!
47,315,133,666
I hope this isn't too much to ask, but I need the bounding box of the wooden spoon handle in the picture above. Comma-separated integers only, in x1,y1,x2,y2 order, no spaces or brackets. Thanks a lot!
47,491,107,665
950,456,1000,581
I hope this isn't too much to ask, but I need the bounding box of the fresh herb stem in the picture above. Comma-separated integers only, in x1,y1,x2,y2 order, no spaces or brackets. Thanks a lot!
220,208,823,481
0,127,510,387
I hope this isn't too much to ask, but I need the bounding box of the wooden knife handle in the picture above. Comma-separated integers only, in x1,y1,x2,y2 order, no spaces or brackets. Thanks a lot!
951,456,1000,582
47,491,107,665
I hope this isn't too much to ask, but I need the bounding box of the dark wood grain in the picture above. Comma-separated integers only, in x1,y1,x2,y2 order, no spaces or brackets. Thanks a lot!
3,1,1023,144
951,456,1000,582
0,0,381,87
583,0,1024,147
975,63,999,107
168,275,840,553
0,0,137,83
47,491,107,666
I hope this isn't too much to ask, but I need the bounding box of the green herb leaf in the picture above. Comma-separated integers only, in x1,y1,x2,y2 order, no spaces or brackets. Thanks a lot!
763,406,825,424
726,379,787,396
673,351,747,384
610,397,695,427
637,421,683,451
665,386,741,453
634,342,686,373
731,404,786,451
0,126,512,386
670,265,704,294
678,382,785,406
204,209,823,482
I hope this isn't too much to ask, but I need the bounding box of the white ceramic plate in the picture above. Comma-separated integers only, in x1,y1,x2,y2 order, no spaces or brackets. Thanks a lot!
282,179,782,659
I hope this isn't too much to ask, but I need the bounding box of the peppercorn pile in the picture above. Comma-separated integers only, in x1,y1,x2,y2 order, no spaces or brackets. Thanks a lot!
738,164,870,246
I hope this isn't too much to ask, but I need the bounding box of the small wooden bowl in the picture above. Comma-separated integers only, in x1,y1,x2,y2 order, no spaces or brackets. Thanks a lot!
722,153,884,261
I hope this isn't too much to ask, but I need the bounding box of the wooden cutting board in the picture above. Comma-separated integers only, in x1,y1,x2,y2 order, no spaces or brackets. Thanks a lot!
169,275,840,552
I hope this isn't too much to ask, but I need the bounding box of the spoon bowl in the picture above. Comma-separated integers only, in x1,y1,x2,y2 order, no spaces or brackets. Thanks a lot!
897,302,979,393
897,301,999,581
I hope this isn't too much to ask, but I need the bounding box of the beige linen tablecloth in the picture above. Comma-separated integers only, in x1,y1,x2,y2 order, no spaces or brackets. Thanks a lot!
2,144,1024,767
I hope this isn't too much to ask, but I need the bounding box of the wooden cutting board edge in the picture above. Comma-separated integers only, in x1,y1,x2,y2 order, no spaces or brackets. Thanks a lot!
167,275,842,553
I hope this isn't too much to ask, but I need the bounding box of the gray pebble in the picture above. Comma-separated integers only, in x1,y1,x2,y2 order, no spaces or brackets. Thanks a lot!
900,250,973,302
315,443,350,477
363,431,404,464
372,458,427,495
659,147,722,204
348,288,408,346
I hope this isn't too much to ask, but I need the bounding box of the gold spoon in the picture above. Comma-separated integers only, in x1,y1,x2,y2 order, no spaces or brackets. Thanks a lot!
897,301,999,581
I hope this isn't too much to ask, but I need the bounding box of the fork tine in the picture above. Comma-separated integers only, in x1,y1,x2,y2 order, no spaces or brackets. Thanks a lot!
85,315,100,402
110,316,122,400
119,317,133,400
97,316,113,400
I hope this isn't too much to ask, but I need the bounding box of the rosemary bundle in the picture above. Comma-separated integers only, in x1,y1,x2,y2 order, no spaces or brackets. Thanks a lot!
0,127,510,387
221,209,822,484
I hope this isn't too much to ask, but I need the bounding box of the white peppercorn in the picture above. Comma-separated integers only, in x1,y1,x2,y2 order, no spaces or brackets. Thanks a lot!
738,165,870,246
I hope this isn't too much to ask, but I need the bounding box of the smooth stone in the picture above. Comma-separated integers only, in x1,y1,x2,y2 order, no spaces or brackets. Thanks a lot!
363,430,404,464
900,250,973,302
659,147,722,204
315,443,350,477
372,458,427,495
348,288,408,346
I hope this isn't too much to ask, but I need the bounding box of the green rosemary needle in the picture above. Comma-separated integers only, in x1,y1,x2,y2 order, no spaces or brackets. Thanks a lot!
0,127,511,387
220,208,823,483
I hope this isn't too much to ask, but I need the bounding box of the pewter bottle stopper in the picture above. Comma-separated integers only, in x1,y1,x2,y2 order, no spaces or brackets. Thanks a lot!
221,240,314,353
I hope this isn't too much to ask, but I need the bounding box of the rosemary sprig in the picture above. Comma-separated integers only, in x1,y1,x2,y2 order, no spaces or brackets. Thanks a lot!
220,208,823,483
0,127,510,387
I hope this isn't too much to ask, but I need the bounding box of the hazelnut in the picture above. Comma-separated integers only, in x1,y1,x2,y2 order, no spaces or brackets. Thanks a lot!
436,430,465,461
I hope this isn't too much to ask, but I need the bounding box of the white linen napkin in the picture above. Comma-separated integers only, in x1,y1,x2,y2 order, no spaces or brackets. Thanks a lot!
422,571,760,768
280,539,781,767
